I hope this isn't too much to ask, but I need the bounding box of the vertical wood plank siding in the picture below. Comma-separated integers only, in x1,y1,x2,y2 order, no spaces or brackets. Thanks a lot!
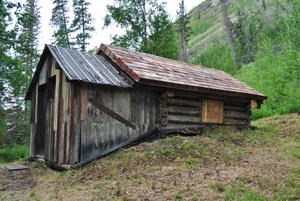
78,86,158,164
29,54,73,166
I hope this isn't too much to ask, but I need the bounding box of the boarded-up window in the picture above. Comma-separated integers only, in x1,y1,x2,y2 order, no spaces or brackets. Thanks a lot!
202,99,224,123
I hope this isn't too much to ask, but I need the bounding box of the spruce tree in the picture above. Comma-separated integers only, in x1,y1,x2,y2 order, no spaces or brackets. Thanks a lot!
0,1,22,101
51,0,71,48
13,0,40,144
0,0,13,108
71,0,94,51
176,0,191,62
16,0,40,75
0,0,15,67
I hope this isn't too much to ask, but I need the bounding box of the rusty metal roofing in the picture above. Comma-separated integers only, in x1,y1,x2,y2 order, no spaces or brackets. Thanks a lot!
25,45,132,100
47,45,132,87
99,44,267,100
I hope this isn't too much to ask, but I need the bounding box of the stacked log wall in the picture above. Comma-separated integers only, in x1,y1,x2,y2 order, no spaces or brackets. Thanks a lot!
159,90,252,129
223,100,251,126
160,95,202,129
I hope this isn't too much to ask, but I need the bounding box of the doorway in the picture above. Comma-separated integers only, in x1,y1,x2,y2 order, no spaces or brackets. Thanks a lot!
35,83,47,156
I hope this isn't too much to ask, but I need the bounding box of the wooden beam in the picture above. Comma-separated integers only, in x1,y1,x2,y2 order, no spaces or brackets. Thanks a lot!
167,105,200,115
88,97,136,129
224,111,250,120
139,78,267,101
160,90,175,98
168,114,200,124
251,100,258,109
167,98,200,107
224,105,249,112
224,118,248,125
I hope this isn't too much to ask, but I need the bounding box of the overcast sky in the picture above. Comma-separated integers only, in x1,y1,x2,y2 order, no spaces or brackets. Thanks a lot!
36,0,204,51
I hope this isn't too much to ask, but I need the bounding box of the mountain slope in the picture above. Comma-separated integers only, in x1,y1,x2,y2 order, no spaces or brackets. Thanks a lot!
185,0,300,119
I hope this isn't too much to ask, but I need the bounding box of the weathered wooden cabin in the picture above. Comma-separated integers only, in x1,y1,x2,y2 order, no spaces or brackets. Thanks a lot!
25,44,267,169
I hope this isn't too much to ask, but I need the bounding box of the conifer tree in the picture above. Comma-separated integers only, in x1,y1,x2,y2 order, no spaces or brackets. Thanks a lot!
51,0,71,48
0,0,13,107
71,0,94,51
16,0,40,74
12,0,40,144
0,0,15,67
176,0,191,62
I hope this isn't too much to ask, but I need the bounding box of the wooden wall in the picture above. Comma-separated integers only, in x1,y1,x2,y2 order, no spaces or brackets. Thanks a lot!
159,95,202,129
158,91,251,129
223,100,251,126
30,54,73,168
77,85,159,164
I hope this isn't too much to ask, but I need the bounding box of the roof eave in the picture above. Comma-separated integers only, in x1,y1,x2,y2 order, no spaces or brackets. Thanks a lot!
139,78,267,101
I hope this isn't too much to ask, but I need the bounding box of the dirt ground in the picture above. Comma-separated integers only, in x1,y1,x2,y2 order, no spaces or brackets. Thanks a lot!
0,165,36,201
0,114,299,201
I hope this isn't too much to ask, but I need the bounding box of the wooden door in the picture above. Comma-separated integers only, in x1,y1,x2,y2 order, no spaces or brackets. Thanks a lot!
202,99,224,124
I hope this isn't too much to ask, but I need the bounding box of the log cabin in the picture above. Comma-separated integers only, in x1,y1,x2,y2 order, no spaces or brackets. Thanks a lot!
25,44,267,169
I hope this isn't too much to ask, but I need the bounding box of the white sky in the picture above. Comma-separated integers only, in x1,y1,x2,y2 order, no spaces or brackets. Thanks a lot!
36,0,204,51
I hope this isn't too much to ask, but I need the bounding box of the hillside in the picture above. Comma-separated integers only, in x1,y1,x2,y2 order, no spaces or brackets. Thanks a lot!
185,0,300,119
1,113,299,200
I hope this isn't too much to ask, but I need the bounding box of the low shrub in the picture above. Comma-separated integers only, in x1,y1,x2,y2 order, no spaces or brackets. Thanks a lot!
0,145,29,163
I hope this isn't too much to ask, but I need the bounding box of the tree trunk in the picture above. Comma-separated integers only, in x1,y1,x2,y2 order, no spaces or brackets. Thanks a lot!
81,3,85,51
221,0,241,68
262,0,267,11
141,0,147,48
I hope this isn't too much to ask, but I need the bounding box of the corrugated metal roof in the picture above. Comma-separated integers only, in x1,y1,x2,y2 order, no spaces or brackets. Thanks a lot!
47,45,132,87
99,44,267,100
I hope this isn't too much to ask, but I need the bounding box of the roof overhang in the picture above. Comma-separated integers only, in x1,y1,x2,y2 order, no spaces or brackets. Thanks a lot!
97,44,267,102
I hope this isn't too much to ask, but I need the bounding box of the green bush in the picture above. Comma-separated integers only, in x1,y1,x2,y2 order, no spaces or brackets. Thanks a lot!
237,39,300,119
193,41,238,75
0,110,7,145
0,145,29,163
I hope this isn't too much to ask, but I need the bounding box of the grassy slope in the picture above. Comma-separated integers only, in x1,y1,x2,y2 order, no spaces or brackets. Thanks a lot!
0,113,299,201
184,0,246,76
187,0,235,64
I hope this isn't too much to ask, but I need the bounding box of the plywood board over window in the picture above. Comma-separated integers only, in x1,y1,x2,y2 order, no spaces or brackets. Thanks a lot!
202,99,224,124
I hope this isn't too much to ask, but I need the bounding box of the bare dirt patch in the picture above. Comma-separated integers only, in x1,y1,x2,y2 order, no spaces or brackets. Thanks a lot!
0,163,36,201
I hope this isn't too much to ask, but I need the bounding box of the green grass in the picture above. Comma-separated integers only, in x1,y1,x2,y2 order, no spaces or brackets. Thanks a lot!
0,145,29,163
175,193,184,200
274,167,300,201
0,114,299,201
190,17,215,37
224,183,268,201
290,146,300,159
